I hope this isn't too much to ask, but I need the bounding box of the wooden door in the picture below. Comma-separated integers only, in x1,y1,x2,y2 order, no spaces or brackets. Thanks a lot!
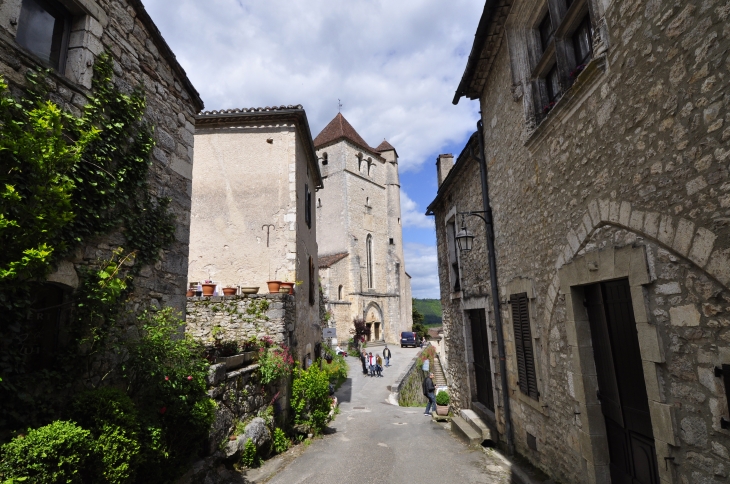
585,279,659,484
469,309,494,411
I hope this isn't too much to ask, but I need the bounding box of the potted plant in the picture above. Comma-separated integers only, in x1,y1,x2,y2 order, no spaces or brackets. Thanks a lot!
267,280,282,294
222,285,237,296
201,280,216,296
279,281,294,295
435,390,450,416
186,288,194,297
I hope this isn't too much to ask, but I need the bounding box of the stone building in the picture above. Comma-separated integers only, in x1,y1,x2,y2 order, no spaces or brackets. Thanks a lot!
314,113,412,345
0,0,202,332
188,106,324,364
428,0,730,483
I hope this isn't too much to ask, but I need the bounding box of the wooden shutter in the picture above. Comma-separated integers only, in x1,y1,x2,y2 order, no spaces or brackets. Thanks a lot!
308,256,315,305
510,293,539,400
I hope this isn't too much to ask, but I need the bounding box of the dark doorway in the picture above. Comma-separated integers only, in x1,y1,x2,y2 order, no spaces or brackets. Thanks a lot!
585,279,659,484
26,283,69,371
468,309,494,411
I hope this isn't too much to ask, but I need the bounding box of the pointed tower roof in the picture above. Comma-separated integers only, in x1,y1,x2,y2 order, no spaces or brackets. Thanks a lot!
313,113,376,155
375,139,398,158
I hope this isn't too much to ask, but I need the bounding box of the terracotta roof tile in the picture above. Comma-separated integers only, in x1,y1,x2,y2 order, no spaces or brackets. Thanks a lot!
313,113,374,153
375,139,396,152
318,252,349,268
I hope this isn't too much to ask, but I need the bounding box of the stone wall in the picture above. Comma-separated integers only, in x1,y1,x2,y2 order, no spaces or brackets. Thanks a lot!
432,0,730,482
0,0,201,315
186,294,294,346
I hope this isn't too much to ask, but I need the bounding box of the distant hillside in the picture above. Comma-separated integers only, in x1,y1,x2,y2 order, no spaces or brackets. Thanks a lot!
413,298,442,326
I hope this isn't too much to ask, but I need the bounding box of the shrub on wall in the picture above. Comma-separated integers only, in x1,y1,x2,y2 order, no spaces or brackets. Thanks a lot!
291,363,331,435
258,345,294,385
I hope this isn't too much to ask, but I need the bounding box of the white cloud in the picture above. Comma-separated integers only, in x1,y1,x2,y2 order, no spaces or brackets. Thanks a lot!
143,0,482,173
403,242,440,298
400,190,433,229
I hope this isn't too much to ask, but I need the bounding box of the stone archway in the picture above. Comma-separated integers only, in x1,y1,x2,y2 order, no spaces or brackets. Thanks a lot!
364,302,383,342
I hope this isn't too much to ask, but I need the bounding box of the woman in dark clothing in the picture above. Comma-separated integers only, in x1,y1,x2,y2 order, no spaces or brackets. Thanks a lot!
361,350,368,374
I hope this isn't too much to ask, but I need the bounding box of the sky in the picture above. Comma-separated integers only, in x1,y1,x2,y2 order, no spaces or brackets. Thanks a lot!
144,0,483,298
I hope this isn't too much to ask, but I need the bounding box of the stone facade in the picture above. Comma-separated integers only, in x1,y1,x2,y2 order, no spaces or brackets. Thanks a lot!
0,0,202,313
188,107,324,364
315,113,413,345
430,0,730,483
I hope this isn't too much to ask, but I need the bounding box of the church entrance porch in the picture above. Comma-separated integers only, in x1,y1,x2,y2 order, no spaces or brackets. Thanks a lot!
365,303,383,342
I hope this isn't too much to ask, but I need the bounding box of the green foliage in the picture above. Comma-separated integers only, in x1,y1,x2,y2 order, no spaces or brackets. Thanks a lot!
258,345,294,385
71,388,140,484
436,390,450,406
321,350,348,388
291,363,331,435
272,428,290,454
412,298,443,325
120,308,216,481
0,52,176,432
0,421,98,483
240,439,258,468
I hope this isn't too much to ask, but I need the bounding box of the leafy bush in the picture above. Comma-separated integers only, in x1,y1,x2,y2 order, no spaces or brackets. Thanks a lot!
71,388,141,484
0,421,99,483
436,390,450,406
291,363,331,435
120,308,216,482
258,345,294,385
321,353,348,387
272,428,290,454
240,439,258,468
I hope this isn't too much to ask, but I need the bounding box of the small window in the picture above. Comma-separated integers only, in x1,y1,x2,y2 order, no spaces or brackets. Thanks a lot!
308,256,315,305
304,184,312,228
545,64,560,103
338,285,343,300
321,152,328,165
510,292,539,400
572,15,593,67
538,12,554,52
389,238,394,245
357,153,363,172
366,235,374,289
317,198,322,208
366,197,370,207
367,159,373,176
16,0,71,71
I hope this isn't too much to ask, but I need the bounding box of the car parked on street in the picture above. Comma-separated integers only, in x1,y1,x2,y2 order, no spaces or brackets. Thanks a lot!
400,331,418,348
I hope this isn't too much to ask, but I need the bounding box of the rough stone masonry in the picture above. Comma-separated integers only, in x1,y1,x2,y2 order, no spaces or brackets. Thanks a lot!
430,0,730,483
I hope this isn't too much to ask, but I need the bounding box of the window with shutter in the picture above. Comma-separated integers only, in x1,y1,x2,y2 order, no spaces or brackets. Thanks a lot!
510,293,539,400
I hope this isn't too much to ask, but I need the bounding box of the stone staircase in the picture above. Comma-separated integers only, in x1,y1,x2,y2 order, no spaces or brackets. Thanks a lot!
432,355,447,387
365,340,386,348
450,405,498,448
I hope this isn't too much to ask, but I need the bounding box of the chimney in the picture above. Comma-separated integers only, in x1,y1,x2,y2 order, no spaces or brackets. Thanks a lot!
436,154,454,187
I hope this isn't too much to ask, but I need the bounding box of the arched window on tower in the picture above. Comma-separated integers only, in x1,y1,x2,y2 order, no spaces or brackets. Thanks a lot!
338,285,343,300
366,234,373,289
367,158,373,176
357,153,363,172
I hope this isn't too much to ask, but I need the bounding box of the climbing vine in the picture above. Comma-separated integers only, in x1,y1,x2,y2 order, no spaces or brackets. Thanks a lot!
0,52,176,433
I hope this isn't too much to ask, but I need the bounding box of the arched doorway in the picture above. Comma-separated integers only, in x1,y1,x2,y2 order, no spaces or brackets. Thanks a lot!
365,303,382,342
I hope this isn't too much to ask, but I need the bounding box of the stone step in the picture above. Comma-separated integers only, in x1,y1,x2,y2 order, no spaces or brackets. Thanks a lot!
364,340,386,348
460,409,493,442
450,416,482,447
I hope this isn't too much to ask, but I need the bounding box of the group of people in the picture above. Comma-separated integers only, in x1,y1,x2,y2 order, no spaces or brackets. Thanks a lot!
360,345,392,377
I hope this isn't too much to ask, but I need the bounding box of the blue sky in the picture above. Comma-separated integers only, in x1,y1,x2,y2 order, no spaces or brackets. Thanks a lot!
143,0,483,298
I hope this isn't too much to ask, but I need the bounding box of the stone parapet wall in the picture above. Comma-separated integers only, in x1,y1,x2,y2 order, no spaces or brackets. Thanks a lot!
186,294,294,345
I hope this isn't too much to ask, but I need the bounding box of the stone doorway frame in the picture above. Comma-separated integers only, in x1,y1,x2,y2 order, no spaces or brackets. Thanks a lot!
558,245,677,484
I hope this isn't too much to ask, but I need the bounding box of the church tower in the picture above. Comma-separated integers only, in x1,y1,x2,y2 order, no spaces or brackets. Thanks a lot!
314,113,412,344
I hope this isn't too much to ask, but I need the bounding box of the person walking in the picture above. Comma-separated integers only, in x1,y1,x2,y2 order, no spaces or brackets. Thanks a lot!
423,372,436,416
383,345,391,367
368,352,375,377
375,354,383,377
421,354,430,378
361,350,368,375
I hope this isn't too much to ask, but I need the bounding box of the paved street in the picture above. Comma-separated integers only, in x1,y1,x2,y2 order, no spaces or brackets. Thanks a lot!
265,345,515,484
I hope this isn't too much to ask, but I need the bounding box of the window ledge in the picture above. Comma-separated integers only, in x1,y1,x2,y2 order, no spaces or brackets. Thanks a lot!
524,54,608,152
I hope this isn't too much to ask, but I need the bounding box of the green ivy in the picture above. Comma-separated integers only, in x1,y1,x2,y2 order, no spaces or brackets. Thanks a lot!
0,52,176,433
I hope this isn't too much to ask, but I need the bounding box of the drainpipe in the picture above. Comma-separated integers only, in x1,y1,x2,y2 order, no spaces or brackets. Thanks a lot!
476,119,514,455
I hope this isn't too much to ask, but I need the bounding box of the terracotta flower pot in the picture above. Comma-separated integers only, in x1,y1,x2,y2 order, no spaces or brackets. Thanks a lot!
201,283,216,296
436,404,449,416
267,281,281,294
186,289,194,297
222,287,237,296
280,282,294,295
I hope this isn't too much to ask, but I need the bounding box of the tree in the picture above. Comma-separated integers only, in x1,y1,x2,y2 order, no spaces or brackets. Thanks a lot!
349,317,371,350
412,300,428,340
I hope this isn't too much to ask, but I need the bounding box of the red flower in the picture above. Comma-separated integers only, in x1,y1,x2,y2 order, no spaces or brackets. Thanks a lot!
187,375,193,381
164,376,169,381
160,406,167,414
